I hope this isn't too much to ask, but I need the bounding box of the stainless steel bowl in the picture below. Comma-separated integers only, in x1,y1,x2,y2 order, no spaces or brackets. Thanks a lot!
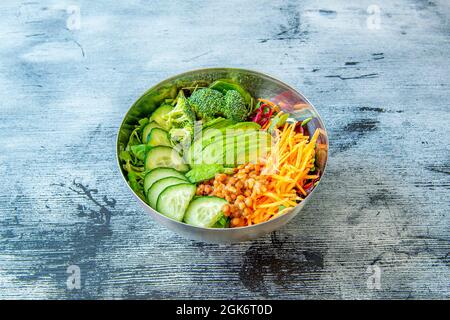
117,68,328,243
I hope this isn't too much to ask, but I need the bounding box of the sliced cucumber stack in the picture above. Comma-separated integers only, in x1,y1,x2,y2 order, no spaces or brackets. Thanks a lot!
142,121,162,144
184,196,227,228
149,104,173,130
143,167,188,194
156,184,197,221
147,127,171,147
147,177,186,208
145,146,189,172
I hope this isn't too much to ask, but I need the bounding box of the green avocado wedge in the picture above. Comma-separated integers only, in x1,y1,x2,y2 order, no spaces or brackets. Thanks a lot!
185,164,225,183
194,130,271,166
201,118,235,131
189,122,261,164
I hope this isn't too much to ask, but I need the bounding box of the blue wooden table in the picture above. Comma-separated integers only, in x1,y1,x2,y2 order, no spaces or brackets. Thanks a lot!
0,0,448,299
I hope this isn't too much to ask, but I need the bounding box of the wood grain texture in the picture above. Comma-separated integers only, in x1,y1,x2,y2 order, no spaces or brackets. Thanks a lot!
0,0,448,299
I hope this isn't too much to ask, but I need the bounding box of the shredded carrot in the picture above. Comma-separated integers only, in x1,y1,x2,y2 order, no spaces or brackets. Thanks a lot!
262,120,271,130
245,122,321,226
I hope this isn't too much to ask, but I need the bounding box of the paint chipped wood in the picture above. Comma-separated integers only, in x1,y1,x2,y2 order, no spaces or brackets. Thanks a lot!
0,0,448,299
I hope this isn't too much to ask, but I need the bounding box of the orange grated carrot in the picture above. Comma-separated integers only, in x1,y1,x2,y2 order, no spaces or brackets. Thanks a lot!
245,122,321,226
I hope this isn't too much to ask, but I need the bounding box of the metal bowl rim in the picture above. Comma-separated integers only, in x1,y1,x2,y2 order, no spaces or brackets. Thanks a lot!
116,67,329,232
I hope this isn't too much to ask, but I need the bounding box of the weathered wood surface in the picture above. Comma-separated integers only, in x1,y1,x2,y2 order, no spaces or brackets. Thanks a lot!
0,0,448,299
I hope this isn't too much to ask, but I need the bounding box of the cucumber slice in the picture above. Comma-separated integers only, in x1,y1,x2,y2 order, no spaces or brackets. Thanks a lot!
147,177,186,208
149,104,173,130
147,128,171,147
145,146,189,172
143,168,188,194
156,183,196,221
184,196,227,228
142,121,162,144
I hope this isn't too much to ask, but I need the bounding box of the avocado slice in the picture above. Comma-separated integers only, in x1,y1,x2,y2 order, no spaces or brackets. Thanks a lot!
228,122,261,130
194,130,259,164
234,139,271,165
227,131,271,165
197,130,271,166
201,122,260,146
188,122,261,164
202,118,235,131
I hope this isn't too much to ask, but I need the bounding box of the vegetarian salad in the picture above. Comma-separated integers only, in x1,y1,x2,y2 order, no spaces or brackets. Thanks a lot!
119,79,323,228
